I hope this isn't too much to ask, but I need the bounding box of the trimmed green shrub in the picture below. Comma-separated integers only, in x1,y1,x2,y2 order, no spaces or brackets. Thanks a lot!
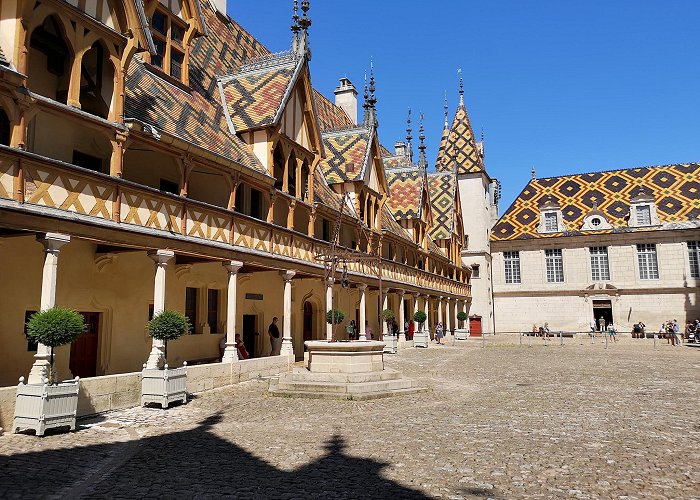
413,310,427,325
381,309,396,322
326,309,345,325
147,310,191,341
457,311,468,322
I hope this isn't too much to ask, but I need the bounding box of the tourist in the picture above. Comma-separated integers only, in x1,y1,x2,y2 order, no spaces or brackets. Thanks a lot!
543,322,550,338
365,321,373,340
219,335,227,361
346,320,356,340
672,319,681,346
598,316,606,333
590,320,596,337
435,322,444,345
268,317,281,355
607,323,618,342
408,319,415,340
235,333,249,360
638,321,646,337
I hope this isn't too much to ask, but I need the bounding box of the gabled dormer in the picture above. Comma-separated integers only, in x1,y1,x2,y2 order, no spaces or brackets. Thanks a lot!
537,196,565,234
628,187,661,228
580,203,613,231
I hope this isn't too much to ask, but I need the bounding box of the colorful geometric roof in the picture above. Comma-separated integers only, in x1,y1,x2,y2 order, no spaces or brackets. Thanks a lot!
436,100,484,176
124,2,269,174
385,164,425,220
314,89,355,131
428,171,458,240
219,54,301,132
381,205,414,242
0,46,8,67
319,127,373,184
492,163,700,241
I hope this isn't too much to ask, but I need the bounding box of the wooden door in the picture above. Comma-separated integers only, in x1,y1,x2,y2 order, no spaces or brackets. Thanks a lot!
69,312,99,378
469,316,482,337
243,314,257,358
303,301,313,342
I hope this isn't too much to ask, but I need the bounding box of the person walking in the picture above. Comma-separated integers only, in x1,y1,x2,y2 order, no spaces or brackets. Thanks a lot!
268,317,281,356
598,316,606,333
346,320,356,340
365,321,373,341
435,322,444,345
607,323,618,343
672,319,681,346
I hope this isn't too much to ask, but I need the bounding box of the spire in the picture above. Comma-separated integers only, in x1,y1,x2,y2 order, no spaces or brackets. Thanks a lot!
418,112,427,167
405,108,413,163
458,68,464,107
362,62,378,128
294,0,312,59
531,165,536,180
443,91,449,128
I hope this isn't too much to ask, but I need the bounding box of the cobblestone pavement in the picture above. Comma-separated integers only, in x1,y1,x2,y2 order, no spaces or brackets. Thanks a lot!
1,337,699,499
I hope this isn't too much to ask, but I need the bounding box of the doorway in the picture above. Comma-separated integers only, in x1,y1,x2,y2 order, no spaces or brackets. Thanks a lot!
69,312,100,378
469,316,482,337
243,314,257,358
592,300,613,331
303,301,313,343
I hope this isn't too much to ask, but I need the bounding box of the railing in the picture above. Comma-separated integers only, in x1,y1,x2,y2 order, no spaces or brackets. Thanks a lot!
0,148,470,297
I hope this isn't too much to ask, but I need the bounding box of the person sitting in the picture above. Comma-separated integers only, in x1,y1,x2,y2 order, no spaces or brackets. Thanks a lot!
235,333,250,360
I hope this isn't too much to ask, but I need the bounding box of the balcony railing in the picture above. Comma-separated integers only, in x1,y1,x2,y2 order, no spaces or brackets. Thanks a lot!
0,147,470,297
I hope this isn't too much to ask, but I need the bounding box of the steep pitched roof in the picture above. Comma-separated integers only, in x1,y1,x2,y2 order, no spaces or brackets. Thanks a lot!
124,2,269,174
381,205,414,242
385,163,425,220
218,53,302,132
434,122,450,167
313,90,355,131
492,163,700,241
427,171,458,240
0,46,8,67
319,126,374,184
436,99,484,176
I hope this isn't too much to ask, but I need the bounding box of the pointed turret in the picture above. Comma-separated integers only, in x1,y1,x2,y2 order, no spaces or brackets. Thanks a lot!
435,91,450,168
405,108,413,163
362,63,378,128
418,112,427,168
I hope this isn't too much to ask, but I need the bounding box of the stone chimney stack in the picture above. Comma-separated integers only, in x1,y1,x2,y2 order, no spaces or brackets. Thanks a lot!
334,77,358,125
211,0,226,15
394,141,406,158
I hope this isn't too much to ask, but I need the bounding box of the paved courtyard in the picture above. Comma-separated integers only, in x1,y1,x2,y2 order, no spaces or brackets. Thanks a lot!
1,336,699,499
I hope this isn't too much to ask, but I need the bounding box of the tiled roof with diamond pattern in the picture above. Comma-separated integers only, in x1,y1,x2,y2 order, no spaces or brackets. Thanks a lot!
492,163,700,241
436,103,483,175
314,90,355,131
385,164,425,220
428,171,457,240
319,127,373,184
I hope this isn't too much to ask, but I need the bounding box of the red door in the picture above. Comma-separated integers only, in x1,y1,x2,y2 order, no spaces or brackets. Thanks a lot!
469,316,482,337
69,312,99,378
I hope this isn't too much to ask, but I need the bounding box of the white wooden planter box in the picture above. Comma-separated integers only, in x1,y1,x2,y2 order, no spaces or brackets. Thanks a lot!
455,328,470,340
141,363,187,408
13,377,80,436
383,333,398,354
413,329,430,348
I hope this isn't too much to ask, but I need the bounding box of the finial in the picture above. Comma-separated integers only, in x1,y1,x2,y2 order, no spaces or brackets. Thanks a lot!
458,68,464,106
443,91,449,127
362,61,378,128
481,128,484,143
418,112,427,166
531,165,536,180
295,1,311,59
405,108,413,163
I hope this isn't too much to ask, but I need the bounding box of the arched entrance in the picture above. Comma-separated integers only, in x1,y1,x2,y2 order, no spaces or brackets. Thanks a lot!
303,301,313,342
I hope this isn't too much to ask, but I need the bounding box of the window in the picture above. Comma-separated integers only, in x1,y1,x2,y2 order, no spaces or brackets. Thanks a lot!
636,205,651,226
544,249,564,283
0,109,10,146
688,241,700,278
322,219,332,242
150,8,188,83
207,289,219,333
185,287,198,333
72,150,103,173
160,178,179,195
636,244,659,280
471,264,480,278
544,212,558,232
589,246,610,281
250,188,262,220
504,251,521,284
591,217,602,227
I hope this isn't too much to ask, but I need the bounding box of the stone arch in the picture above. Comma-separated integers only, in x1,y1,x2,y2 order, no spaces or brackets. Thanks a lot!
78,40,116,119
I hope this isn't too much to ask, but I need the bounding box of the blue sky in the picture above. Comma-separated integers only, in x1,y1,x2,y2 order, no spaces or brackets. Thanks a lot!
228,1,700,210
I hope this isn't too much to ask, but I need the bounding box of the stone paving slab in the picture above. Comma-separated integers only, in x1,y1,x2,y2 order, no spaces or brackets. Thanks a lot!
0,337,698,499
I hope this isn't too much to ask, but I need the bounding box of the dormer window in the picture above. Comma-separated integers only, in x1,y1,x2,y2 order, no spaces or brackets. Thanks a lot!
150,6,189,84
628,188,660,228
580,205,613,231
636,205,651,226
544,212,558,232
537,196,564,234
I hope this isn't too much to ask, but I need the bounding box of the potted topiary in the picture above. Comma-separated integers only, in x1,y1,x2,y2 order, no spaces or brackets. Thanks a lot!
14,307,86,436
412,310,429,348
381,309,398,353
455,311,469,340
326,309,345,341
141,310,191,408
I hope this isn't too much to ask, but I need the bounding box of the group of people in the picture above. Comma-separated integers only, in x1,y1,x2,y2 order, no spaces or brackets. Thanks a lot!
345,320,374,341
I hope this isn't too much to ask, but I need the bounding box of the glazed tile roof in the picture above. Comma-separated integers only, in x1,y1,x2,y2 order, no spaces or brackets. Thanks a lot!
314,90,355,131
381,205,414,241
0,46,8,67
428,171,458,240
385,163,425,220
124,2,270,174
320,126,374,184
219,53,301,132
492,163,700,241
436,101,484,175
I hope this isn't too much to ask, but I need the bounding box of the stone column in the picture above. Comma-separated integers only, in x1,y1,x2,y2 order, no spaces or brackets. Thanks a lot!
397,290,406,342
437,296,444,327
145,250,175,369
325,277,334,341
222,261,243,361
445,299,452,336
358,284,367,341
462,300,468,333
28,233,70,384
413,294,420,331
381,290,389,338
423,295,430,334
280,270,296,356
454,299,460,331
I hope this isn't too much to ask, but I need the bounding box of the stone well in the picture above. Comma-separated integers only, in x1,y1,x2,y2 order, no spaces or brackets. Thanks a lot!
268,340,425,400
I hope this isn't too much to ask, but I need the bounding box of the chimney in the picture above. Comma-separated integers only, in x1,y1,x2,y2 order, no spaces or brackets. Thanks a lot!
210,0,226,16
394,141,406,158
334,77,358,125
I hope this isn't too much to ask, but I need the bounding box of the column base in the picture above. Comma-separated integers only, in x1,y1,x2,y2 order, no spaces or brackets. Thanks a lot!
27,358,51,385
145,345,165,369
280,339,294,356
221,344,239,362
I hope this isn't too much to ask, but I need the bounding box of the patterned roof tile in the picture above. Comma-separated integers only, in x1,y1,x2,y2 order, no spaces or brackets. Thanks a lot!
314,90,355,131
428,171,457,240
319,127,373,184
385,165,425,220
492,163,700,241
436,103,483,175
0,46,8,67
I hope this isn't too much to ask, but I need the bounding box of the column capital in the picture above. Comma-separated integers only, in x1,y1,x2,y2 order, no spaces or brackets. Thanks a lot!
37,232,70,254
280,270,296,282
148,249,175,266
223,260,244,274
326,277,335,286
357,283,367,291
395,289,406,296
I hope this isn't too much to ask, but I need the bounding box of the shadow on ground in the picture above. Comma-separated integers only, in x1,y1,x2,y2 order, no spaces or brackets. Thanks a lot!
0,413,429,499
